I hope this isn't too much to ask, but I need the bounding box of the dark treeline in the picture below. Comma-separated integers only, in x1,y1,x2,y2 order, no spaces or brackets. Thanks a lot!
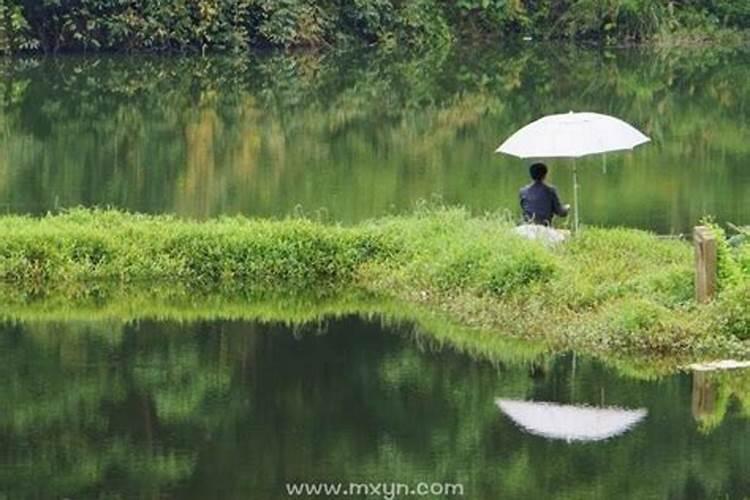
0,0,749,53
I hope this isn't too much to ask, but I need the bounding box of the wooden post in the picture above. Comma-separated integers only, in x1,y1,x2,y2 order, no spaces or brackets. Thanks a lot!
572,162,580,234
694,226,717,303
691,371,716,422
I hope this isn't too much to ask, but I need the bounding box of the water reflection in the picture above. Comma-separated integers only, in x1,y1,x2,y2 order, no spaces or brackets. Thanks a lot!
1,45,750,232
691,368,750,433
0,316,748,499
495,400,647,442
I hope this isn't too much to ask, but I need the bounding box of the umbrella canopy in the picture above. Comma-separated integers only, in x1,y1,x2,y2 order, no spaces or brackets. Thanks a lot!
495,111,651,232
495,398,648,442
496,111,650,159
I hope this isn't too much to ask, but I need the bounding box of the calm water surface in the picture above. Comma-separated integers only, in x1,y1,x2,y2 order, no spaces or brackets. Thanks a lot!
2,45,750,499
1,45,749,232
0,317,748,499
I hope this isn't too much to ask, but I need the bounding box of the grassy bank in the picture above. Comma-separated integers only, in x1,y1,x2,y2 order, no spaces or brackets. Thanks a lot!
0,207,748,361
0,290,708,381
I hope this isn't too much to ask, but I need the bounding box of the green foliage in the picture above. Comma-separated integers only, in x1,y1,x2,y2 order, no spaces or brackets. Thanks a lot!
701,219,744,290
449,0,750,43
1,207,747,358
728,225,750,277
556,0,668,42
0,0,452,52
704,224,750,341
605,298,668,336
368,208,556,297
0,0,748,53
252,0,330,47
0,208,398,297
11,0,256,52
738,243,750,277
712,283,750,340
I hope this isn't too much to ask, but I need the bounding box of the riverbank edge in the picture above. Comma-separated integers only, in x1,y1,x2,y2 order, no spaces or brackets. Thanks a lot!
0,208,747,368
0,290,722,382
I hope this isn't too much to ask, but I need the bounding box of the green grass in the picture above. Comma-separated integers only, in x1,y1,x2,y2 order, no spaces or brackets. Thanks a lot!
0,207,748,362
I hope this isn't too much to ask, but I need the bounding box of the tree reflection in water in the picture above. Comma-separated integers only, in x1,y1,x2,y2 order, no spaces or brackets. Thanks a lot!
0,316,748,499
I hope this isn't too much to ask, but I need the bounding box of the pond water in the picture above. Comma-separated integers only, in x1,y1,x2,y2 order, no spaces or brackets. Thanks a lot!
1,45,750,233
1,45,750,498
0,316,748,499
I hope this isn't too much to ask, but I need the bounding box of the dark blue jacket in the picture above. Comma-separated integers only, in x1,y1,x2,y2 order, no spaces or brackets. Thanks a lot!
519,181,569,225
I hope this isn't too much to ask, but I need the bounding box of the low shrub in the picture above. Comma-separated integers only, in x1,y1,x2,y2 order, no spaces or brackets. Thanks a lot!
713,283,750,340
0,209,395,297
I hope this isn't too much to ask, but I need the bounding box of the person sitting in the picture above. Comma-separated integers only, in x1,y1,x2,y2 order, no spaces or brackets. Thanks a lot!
519,163,570,226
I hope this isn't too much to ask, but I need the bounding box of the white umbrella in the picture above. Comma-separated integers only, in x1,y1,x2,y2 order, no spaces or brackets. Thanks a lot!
496,112,651,231
495,398,648,442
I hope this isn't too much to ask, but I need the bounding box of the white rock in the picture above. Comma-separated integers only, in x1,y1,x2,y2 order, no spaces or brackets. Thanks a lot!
513,224,569,246
687,360,750,372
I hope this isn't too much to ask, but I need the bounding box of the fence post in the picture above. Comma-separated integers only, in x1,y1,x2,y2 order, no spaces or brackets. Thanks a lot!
694,226,717,304
691,371,716,422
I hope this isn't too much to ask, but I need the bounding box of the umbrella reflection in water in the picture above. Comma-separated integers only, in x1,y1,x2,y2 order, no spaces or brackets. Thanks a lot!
496,399,648,443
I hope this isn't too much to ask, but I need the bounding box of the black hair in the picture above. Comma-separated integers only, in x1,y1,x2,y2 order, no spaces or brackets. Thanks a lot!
529,163,548,181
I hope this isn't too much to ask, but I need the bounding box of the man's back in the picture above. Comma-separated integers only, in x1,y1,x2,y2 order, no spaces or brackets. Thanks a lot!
519,181,568,225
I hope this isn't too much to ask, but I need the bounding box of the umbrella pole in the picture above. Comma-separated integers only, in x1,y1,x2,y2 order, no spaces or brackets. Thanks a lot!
573,161,580,233
571,352,577,400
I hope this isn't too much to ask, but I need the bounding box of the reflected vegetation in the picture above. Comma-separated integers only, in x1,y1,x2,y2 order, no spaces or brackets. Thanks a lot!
692,368,750,433
1,44,750,232
0,316,748,499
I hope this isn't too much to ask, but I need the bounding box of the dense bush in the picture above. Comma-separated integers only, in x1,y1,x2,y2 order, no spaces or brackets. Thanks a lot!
711,226,750,339
0,0,748,53
0,0,453,53
714,283,750,340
